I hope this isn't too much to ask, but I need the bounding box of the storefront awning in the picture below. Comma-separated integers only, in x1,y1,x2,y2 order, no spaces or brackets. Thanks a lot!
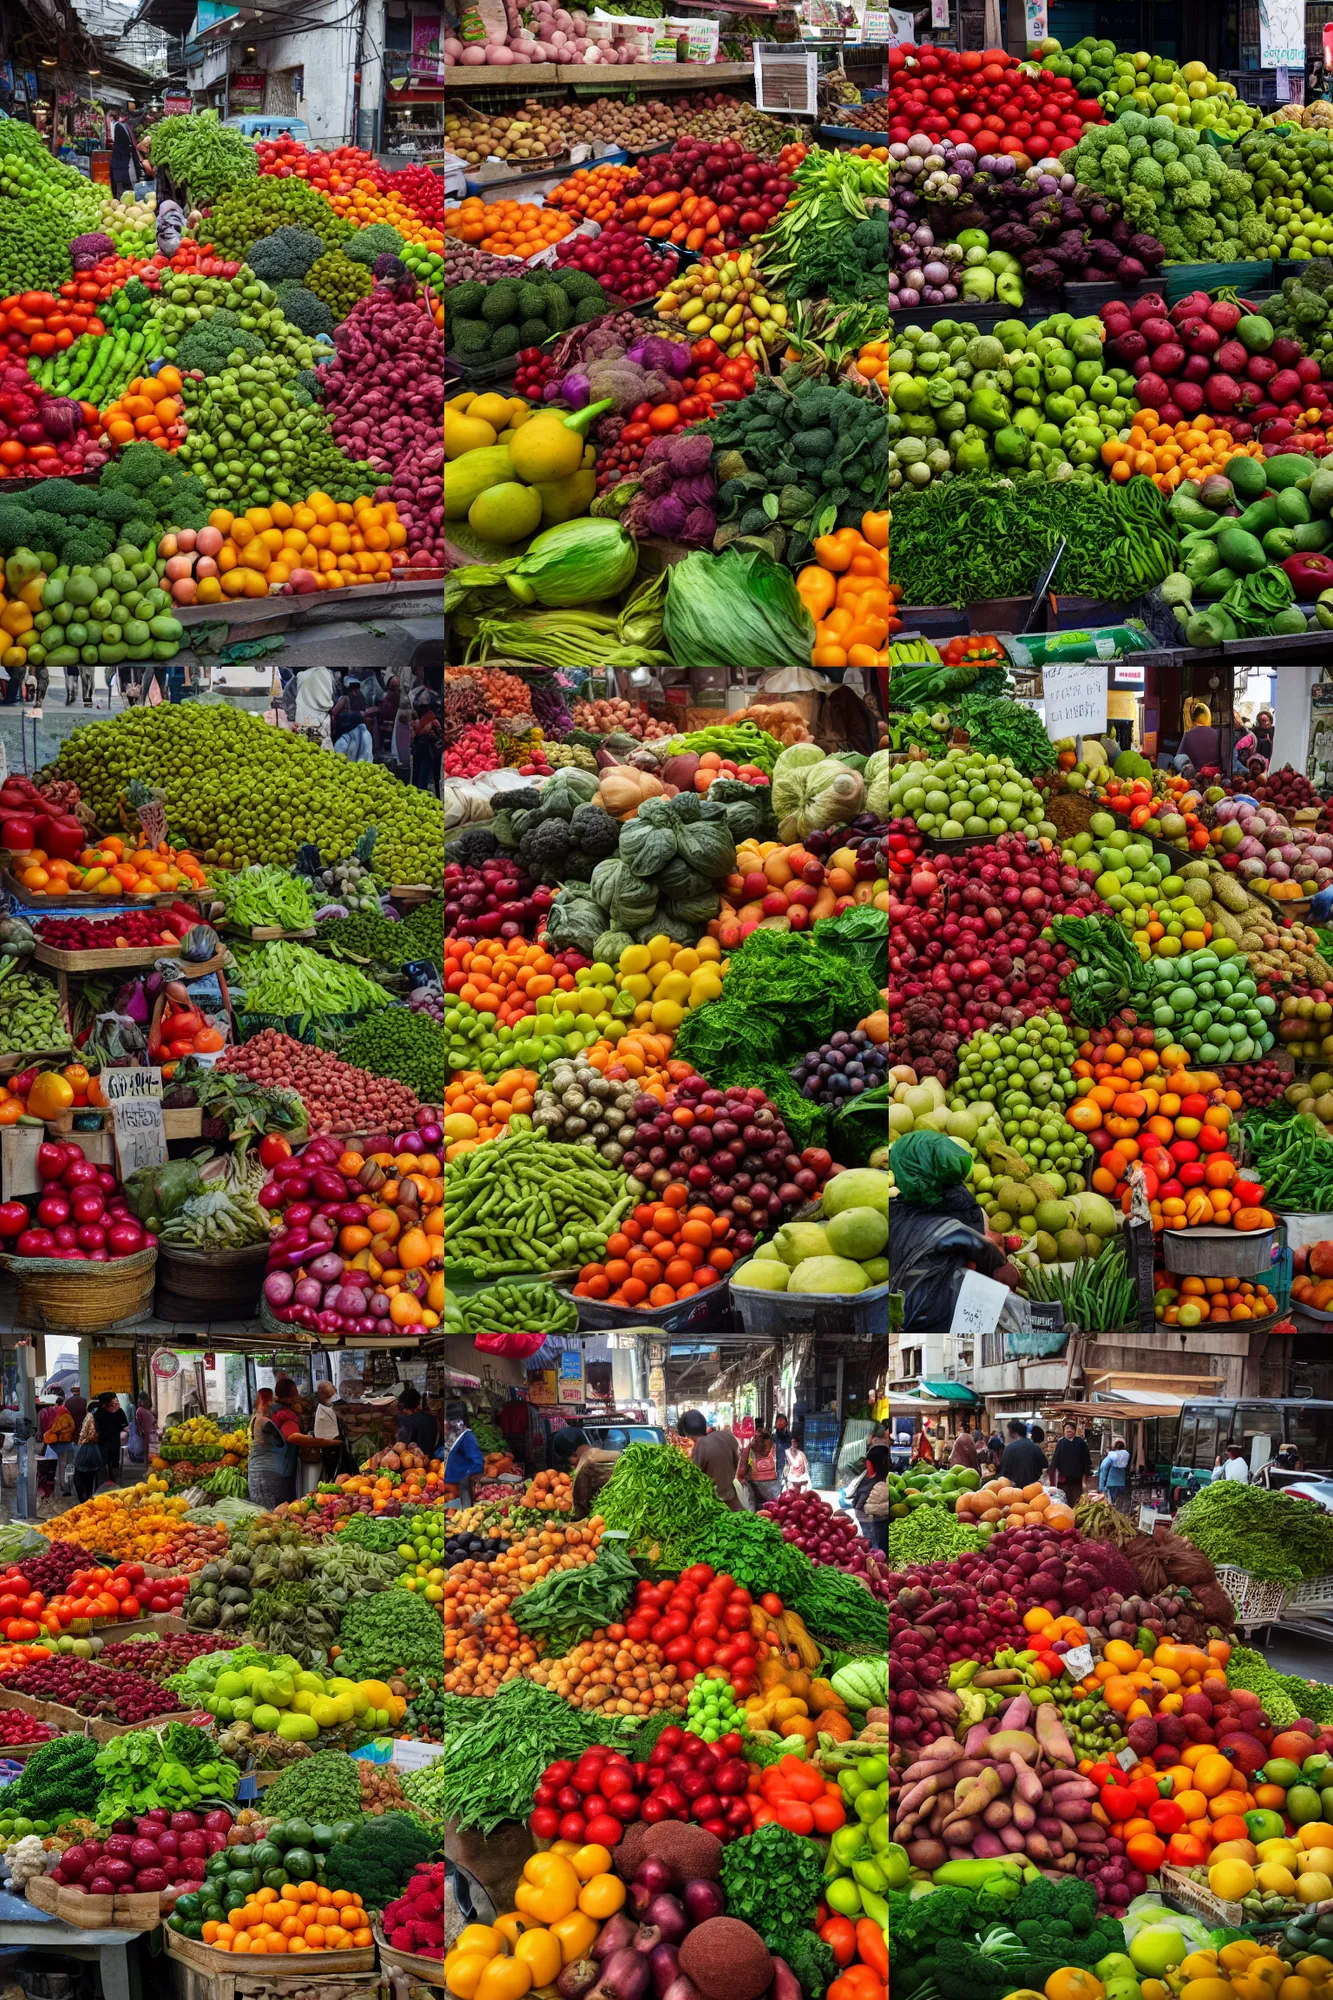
920,1380,978,1403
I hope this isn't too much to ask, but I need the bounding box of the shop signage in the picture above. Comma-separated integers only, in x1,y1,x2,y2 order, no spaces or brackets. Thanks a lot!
1023,0,1047,43
1041,659,1107,738
411,15,445,76
558,1351,584,1406
527,1368,558,1406
1326,23,1333,67
90,1349,135,1395
229,70,266,108
1260,0,1303,73
104,1065,167,1179
163,91,192,114
931,0,950,24
1113,662,1145,688
150,1349,182,1380
392,1739,446,1770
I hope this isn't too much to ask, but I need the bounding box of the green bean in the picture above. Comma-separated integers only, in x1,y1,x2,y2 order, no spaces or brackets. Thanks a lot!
444,1129,634,1275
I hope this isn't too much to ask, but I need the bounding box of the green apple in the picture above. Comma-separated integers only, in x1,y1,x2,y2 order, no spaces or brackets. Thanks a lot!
1096,1956,1139,1986
1128,1930,1188,1979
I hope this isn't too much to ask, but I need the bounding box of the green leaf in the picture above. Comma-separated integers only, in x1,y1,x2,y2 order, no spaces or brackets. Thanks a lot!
762,493,780,521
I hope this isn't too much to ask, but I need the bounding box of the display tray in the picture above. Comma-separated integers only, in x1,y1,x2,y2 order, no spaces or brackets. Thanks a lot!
2,868,179,910
921,832,1001,854
732,1277,889,1341
818,122,889,144
34,943,227,977
165,1926,376,1976
0,1047,74,1076
1161,1225,1276,1278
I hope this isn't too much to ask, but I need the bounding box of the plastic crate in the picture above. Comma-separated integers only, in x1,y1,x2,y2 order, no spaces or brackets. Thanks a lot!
1215,1564,1288,1628
731,1278,889,1341
559,1281,733,1335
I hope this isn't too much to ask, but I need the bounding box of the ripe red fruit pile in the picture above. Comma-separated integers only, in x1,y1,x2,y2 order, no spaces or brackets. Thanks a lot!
884,43,1103,160
619,1073,831,1237
35,911,195,952
51,1808,232,1901
623,1564,764,1696
383,1862,445,1959
0,1709,54,1745
1102,291,1331,440
622,137,797,251
0,1141,153,1263
885,832,1102,1038
529,1725,756,1849
760,1490,892,1596
441,853,553,942
555,223,679,304
8,1655,180,1722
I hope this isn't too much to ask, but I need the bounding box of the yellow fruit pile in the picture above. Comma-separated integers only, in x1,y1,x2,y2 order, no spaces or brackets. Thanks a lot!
613,937,726,1034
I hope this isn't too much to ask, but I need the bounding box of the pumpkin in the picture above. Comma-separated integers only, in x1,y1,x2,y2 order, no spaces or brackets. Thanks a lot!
596,767,667,821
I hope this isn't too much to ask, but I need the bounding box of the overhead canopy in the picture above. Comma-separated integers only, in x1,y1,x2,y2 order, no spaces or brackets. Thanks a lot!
886,1391,952,1413
921,1380,978,1404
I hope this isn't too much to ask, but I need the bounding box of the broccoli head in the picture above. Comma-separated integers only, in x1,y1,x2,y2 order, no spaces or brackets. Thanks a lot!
106,443,166,492
274,282,336,339
0,502,43,553
447,280,485,320
522,817,572,878
518,318,550,347
568,803,620,859
449,827,501,868
571,296,605,327
60,527,115,567
1305,256,1333,295
344,222,404,265
247,227,326,282
24,478,85,517
481,279,522,326
490,323,522,357
555,269,605,304
96,489,140,525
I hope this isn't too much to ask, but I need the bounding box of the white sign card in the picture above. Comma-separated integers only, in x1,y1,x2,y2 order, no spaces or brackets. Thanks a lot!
1041,659,1107,738
1023,0,1047,41
1063,1644,1095,1680
930,0,950,26
1262,0,1303,73
103,1066,167,1179
1116,1745,1140,1770
392,1739,448,1770
949,1269,1012,1340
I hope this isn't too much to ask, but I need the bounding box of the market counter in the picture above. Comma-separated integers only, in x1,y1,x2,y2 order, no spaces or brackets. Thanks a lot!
441,60,756,89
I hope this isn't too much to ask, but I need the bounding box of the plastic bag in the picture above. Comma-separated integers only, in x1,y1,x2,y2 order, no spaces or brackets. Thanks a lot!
770,748,866,842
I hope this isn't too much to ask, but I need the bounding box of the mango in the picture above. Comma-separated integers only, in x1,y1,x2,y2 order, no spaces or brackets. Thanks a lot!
468,481,543,545
445,444,514,520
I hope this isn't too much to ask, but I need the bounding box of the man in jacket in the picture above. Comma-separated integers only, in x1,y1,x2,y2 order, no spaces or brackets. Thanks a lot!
998,1419,1046,1488
110,115,145,200
1049,1420,1092,1508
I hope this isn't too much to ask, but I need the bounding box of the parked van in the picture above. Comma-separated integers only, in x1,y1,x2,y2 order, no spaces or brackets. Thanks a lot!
1174,1399,1333,1483
223,115,311,144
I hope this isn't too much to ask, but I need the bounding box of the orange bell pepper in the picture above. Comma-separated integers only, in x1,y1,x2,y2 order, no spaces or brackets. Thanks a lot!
813,527,863,571
796,564,837,620
861,510,888,548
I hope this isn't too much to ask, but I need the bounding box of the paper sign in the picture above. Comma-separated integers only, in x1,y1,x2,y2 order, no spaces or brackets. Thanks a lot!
949,1270,1012,1341
1138,1504,1158,1531
391,1739,447,1771
1023,0,1047,42
103,1066,167,1179
1117,1745,1140,1770
1042,659,1107,738
1114,663,1146,689
1062,1644,1094,1681
1263,0,1303,72
930,0,950,25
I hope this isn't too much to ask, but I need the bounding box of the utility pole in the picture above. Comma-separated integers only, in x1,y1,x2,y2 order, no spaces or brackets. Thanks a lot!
359,0,384,152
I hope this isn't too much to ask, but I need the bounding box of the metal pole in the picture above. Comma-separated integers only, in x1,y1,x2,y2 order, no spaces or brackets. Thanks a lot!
13,1343,37,1522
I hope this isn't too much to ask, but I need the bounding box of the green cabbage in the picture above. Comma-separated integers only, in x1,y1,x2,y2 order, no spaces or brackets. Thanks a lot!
619,817,678,877
662,549,815,673
771,748,866,842
675,819,737,881
539,768,600,819
446,519,639,609
545,891,605,957
595,930,632,965
592,858,658,933
864,750,892,820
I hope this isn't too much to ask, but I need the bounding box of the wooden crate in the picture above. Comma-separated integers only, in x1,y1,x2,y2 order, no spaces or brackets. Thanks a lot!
389,886,437,909
0,1687,86,1733
88,1704,205,1744
26,1872,167,1930
35,944,228,978
221,925,316,943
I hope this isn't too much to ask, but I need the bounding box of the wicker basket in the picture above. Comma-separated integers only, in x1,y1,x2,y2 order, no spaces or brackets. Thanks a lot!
1215,1564,1288,1628
154,1240,268,1318
375,1923,447,1986
0,1244,157,1332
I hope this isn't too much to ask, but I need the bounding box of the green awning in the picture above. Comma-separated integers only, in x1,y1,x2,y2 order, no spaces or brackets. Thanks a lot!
920,1380,978,1403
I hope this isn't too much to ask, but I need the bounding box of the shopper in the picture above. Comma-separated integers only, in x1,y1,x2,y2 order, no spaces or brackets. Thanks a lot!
739,1428,780,1508
110,113,145,199
773,1412,791,1486
93,1391,128,1483
1049,1419,1092,1508
1175,704,1224,775
782,1437,810,1493
949,1421,981,1472
395,1386,439,1455
332,678,374,762
37,1391,74,1506
130,1391,156,1466
679,1408,741,1509
1097,1435,1132,1509
439,1401,485,1507
986,1428,1004,1471
1222,1442,1252,1482
1255,709,1274,763
64,1385,87,1437
72,1409,103,1504
411,692,443,791
889,1130,1009,1329
910,1423,936,1466
497,1392,530,1472
552,1427,619,1517
998,1419,1046,1487
863,1445,890,1554
247,1383,311,1509
313,1381,354,1482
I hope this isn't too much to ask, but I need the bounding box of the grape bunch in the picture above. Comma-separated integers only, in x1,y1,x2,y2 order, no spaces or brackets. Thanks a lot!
790,1026,891,1106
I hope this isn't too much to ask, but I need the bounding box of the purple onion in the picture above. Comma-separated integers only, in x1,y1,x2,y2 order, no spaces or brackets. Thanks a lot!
263,1270,294,1307
294,1278,323,1308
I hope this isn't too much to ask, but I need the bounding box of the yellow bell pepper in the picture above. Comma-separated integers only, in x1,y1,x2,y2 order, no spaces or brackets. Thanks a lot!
520,1853,581,1922
494,1914,539,1948
578,1875,626,1920
443,1951,496,1998
476,1959,532,2000
454,1928,505,1960
514,1930,563,1987
549,1911,599,1965
569,1845,613,1883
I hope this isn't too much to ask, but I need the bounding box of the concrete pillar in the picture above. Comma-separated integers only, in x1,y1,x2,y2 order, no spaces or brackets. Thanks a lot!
360,0,385,152
1272,662,1319,777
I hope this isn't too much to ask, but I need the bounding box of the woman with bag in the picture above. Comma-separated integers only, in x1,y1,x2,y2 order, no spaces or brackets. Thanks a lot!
247,1381,314,1509
738,1429,780,1509
73,1412,104,1504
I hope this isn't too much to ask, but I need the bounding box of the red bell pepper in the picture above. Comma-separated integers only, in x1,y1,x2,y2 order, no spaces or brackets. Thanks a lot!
1282,551,1333,596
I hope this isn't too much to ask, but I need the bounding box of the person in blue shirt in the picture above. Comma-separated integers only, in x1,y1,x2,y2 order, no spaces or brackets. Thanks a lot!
438,1399,485,1506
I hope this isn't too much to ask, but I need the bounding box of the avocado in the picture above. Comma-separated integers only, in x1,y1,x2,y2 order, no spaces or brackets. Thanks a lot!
1215,527,1268,576
1226,453,1268,502
1264,453,1313,490
1278,485,1312,526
